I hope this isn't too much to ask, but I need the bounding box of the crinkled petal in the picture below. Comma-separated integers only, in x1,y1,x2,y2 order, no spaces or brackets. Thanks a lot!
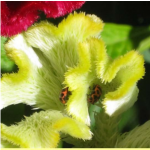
24,12,104,55
1,34,41,109
1,34,63,111
93,39,145,116
57,12,103,40
53,117,92,140
1,110,92,148
1,1,85,36
1,111,61,148
64,42,91,125
104,84,139,116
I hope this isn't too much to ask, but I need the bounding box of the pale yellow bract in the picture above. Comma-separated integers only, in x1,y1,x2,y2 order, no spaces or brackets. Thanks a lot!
1,12,145,148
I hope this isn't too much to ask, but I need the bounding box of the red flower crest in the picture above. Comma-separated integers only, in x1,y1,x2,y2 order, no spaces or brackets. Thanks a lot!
1,1,85,37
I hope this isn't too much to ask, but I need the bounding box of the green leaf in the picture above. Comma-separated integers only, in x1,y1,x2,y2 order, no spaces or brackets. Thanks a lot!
119,105,139,132
101,23,150,58
137,37,150,52
1,36,18,74
140,49,150,63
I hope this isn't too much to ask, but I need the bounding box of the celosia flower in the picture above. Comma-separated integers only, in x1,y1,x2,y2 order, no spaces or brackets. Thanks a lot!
1,1,85,36
1,110,92,148
1,12,145,148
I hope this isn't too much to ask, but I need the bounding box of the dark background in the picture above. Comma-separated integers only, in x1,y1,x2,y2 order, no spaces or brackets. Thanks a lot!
81,1,150,26
2,1,150,132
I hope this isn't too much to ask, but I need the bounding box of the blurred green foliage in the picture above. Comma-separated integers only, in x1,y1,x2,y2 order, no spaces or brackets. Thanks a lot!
1,37,18,74
140,50,150,63
101,24,150,59
119,105,139,132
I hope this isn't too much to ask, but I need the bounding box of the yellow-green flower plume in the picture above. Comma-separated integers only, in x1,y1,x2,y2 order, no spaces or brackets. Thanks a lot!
1,34,44,109
1,12,145,127
64,37,145,120
1,110,92,148
1,12,104,125
93,39,145,116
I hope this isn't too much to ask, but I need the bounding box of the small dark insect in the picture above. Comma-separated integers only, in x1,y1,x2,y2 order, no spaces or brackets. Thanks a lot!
59,87,71,104
88,84,102,104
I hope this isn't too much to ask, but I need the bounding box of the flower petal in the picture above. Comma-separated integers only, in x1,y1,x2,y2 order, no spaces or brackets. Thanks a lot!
78,38,144,116
53,117,92,140
1,34,42,109
1,111,61,148
93,39,145,116
64,42,91,125
1,33,64,111
1,110,92,148
1,1,85,36
24,12,104,54
104,84,139,116
57,12,104,40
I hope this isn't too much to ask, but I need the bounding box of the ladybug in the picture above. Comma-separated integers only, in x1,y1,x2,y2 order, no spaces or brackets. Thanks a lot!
59,87,71,104
88,84,102,104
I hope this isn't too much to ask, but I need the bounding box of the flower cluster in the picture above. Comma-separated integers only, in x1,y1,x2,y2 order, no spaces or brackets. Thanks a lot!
1,1,148,148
